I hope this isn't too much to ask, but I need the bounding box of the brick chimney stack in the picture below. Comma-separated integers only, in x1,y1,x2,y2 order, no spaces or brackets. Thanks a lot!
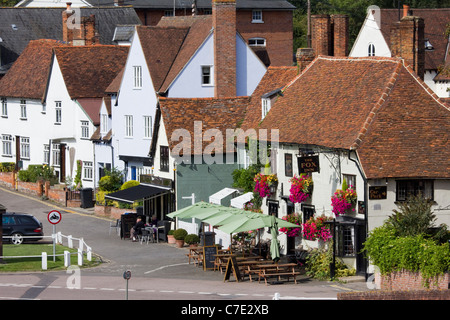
296,48,315,73
62,2,74,44
310,14,349,57
390,15,425,80
332,14,349,56
212,0,236,98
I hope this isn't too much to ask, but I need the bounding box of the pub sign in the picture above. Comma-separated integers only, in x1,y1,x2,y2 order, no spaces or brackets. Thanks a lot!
297,155,320,174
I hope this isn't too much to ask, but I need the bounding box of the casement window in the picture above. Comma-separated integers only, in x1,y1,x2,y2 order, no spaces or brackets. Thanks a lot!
368,43,375,56
43,144,50,164
201,66,212,86
55,101,62,124
1,134,12,156
20,100,27,120
20,137,30,160
52,143,60,166
160,146,169,172
133,66,142,88
143,115,152,138
249,38,266,47
301,204,315,223
164,10,174,17
261,98,270,119
83,161,93,181
125,115,133,137
252,10,263,23
343,174,356,189
100,114,108,133
81,121,89,139
396,180,434,201
1,98,7,117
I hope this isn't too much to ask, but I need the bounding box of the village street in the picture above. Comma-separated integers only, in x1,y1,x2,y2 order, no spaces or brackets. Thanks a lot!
0,187,370,302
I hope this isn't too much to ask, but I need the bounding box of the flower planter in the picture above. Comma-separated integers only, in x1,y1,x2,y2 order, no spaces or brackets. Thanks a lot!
175,239,185,248
167,235,176,244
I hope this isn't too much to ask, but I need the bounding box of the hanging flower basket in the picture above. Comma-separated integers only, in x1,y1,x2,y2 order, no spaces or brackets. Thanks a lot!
289,174,313,203
253,173,278,198
301,215,333,241
279,213,302,237
331,185,357,216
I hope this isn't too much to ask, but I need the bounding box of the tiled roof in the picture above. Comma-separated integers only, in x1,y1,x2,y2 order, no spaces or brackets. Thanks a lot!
0,39,65,100
377,9,450,70
159,96,250,155
240,66,298,131
0,7,141,69
54,45,129,99
258,55,450,179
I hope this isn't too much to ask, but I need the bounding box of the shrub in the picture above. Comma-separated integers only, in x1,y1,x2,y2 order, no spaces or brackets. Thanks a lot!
0,162,15,172
306,245,355,280
98,168,123,192
173,228,188,240
120,180,140,190
184,234,200,245
17,164,58,185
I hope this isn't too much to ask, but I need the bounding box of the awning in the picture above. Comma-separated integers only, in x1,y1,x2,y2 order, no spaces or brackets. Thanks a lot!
209,188,239,205
105,184,171,203
230,192,254,209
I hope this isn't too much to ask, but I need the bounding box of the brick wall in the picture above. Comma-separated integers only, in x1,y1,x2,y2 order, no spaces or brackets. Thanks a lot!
376,270,449,291
338,289,450,300
0,172,15,188
311,14,332,56
213,0,237,98
95,205,136,220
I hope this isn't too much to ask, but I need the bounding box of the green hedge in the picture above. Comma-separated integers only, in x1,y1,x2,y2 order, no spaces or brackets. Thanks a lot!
17,164,58,185
0,162,15,172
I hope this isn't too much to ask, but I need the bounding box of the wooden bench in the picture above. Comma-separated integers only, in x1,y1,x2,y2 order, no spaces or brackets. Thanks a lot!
257,263,300,285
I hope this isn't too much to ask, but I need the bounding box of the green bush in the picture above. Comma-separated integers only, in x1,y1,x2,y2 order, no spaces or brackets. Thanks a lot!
184,234,200,245
98,168,123,192
0,162,15,172
120,180,140,190
363,225,450,286
173,228,188,240
17,164,58,185
305,245,355,280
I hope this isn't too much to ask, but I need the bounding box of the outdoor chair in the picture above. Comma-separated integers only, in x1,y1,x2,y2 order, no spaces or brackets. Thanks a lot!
139,228,151,244
109,219,120,236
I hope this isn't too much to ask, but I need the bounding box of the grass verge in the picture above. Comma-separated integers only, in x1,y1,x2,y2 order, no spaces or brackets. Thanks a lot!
0,243,102,272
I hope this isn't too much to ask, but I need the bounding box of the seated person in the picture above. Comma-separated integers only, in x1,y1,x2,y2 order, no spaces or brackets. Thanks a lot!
131,216,145,241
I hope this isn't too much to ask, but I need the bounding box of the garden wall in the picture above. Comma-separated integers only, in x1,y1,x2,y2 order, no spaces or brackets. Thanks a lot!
375,270,449,291
94,205,136,220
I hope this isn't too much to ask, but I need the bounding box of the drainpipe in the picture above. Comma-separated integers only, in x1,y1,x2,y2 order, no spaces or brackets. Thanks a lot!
348,149,369,279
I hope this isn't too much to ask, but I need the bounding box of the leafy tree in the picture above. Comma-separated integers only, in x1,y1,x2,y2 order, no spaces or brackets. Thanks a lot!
0,0,20,6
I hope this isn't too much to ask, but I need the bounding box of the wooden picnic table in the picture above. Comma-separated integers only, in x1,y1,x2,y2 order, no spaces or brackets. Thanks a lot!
186,246,203,267
255,263,300,285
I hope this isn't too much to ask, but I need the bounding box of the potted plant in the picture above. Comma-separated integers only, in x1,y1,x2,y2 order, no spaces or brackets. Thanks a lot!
184,234,200,247
253,173,278,198
173,228,188,248
167,230,176,244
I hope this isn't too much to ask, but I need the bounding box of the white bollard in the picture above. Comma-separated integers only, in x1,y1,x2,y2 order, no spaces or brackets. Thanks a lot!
68,235,73,248
77,248,83,266
79,238,84,252
57,231,62,244
64,250,71,267
86,247,92,261
42,252,47,270
273,292,280,300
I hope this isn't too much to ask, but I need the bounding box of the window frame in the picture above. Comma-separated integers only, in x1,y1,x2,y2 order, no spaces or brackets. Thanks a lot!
133,66,142,89
1,98,7,117
100,114,108,134
368,43,375,57
83,161,93,181
20,100,27,120
55,101,62,124
396,179,434,202
52,143,60,167
1,134,12,157
143,115,152,139
201,65,213,86
43,144,50,164
252,10,263,23
20,136,30,160
248,38,266,47
125,115,133,137
81,120,89,139
160,145,169,172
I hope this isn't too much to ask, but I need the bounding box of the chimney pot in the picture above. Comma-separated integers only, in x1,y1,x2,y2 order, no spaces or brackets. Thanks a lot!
296,48,315,73
403,4,410,17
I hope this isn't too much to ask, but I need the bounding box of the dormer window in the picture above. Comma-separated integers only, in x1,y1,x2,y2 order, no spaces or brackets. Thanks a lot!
249,38,266,47
261,98,271,119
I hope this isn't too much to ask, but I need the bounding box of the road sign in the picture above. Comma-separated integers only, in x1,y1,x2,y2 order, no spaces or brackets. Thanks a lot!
48,210,62,225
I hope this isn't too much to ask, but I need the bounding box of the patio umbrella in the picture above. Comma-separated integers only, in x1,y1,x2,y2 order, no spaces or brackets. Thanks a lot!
167,202,223,219
217,213,298,234
269,215,280,262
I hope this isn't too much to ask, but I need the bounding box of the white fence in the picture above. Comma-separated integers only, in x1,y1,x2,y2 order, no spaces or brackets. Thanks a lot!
1,232,93,270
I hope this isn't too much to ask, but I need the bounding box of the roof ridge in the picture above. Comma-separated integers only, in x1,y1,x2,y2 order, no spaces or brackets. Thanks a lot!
351,60,403,150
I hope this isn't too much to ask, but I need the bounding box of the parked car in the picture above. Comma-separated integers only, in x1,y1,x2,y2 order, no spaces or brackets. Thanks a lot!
2,212,44,245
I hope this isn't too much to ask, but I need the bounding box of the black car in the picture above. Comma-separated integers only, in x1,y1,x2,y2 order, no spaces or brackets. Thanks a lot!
2,212,44,245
